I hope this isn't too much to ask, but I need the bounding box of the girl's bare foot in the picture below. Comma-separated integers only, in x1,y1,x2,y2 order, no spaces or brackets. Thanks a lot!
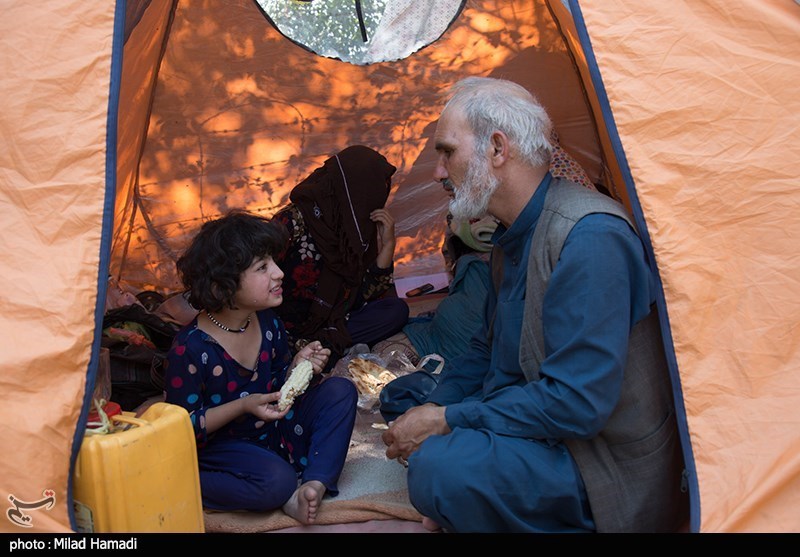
282,480,326,524
422,516,442,532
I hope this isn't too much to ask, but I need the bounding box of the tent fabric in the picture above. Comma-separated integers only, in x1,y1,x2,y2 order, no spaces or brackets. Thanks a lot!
1,0,799,534
0,2,121,534
110,0,602,293
572,0,800,532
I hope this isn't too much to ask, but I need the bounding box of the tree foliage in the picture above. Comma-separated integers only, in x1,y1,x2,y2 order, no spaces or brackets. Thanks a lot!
256,0,386,64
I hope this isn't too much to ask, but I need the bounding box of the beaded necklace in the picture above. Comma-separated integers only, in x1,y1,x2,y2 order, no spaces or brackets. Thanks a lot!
205,310,251,333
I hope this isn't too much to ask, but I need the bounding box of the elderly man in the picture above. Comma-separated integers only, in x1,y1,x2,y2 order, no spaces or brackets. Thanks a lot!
382,77,688,533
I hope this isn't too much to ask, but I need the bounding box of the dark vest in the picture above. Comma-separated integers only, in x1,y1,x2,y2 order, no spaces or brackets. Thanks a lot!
492,178,688,532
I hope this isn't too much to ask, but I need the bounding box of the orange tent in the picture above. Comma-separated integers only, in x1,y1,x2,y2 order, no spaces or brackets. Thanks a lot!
1,0,798,533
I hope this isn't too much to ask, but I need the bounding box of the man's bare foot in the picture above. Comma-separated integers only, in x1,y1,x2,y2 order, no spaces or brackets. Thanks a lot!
282,480,326,525
422,516,442,532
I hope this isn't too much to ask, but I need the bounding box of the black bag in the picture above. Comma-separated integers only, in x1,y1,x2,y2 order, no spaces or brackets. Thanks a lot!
378,356,444,423
102,303,181,410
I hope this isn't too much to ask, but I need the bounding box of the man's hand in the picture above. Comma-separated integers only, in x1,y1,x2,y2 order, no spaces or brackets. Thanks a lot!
382,403,451,461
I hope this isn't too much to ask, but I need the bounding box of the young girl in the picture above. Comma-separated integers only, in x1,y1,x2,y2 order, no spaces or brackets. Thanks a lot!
164,209,358,524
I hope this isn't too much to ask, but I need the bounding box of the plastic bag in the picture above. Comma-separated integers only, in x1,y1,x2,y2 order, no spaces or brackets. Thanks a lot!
378,354,445,423
331,344,444,414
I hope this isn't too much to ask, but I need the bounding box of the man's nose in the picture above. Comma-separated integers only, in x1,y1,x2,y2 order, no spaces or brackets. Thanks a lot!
432,160,448,184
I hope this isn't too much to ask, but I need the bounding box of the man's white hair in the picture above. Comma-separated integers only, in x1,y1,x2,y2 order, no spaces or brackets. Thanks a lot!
444,77,553,167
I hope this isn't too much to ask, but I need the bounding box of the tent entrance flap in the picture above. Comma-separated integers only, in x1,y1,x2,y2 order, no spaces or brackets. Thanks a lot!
2,0,799,534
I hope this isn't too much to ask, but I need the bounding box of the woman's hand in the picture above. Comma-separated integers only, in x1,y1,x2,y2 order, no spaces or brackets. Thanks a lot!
370,208,396,269
293,340,330,375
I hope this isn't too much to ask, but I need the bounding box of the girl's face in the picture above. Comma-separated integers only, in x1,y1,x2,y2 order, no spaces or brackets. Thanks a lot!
234,255,284,311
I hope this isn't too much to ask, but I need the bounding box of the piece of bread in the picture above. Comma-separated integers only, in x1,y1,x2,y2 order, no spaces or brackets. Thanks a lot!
278,359,314,411
347,357,397,396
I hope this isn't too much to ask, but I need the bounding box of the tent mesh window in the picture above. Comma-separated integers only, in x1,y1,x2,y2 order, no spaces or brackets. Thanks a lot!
254,0,466,64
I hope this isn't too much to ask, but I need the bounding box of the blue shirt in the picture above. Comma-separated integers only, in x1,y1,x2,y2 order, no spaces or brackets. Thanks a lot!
427,173,656,440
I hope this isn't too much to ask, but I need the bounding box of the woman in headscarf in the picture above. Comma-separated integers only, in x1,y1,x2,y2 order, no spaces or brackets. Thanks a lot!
273,145,409,365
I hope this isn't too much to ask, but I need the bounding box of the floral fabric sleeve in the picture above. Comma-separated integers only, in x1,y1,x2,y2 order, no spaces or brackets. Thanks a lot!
273,205,322,347
359,262,393,302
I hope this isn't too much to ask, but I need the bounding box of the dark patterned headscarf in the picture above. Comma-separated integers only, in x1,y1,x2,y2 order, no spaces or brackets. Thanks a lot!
288,145,396,355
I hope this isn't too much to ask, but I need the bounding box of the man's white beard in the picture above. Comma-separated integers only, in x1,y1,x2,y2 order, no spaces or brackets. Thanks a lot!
448,157,499,222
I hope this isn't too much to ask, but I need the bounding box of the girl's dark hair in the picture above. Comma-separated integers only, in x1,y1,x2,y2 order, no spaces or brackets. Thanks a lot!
176,209,288,312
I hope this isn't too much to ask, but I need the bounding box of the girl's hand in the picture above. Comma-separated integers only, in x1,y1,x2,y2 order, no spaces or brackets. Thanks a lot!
293,340,330,375
243,391,289,422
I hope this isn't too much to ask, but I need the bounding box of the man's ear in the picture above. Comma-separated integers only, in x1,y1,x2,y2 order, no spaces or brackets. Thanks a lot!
490,131,510,167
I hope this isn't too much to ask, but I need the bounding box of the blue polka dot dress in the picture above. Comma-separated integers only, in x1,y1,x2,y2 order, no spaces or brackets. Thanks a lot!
165,311,298,457
164,309,357,511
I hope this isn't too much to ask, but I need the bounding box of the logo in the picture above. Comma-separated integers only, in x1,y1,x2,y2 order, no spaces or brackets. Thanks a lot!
7,490,56,528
